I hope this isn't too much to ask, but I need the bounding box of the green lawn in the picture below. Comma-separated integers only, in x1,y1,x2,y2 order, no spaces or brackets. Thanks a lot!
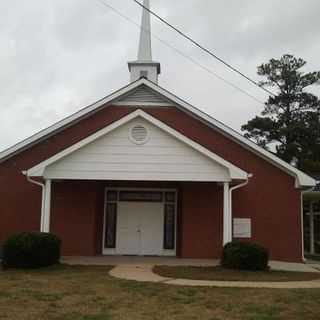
154,266,320,282
1,265,320,320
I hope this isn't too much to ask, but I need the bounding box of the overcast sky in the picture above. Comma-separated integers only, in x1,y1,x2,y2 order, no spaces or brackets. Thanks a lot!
1,0,320,152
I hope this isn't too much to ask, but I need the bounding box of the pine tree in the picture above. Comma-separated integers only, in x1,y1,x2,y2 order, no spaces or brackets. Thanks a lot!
242,54,320,174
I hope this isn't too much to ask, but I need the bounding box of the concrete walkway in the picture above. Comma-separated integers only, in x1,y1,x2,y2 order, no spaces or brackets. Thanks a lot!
62,256,218,267
63,256,320,289
109,264,320,289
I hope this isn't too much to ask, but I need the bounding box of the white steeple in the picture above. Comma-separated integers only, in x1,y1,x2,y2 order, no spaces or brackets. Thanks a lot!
128,0,161,84
137,0,152,61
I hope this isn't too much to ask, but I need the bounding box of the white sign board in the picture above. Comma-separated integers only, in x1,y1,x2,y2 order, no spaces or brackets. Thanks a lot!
233,218,251,238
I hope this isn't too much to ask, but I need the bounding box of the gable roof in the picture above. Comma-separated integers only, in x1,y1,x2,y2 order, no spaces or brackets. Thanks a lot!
0,78,315,188
27,109,248,181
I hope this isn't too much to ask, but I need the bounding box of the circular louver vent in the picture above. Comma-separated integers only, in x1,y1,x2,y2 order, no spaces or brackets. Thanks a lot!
130,124,149,144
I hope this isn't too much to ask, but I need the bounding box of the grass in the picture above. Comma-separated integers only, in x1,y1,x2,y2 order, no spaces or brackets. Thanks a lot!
153,266,320,282
0,265,320,319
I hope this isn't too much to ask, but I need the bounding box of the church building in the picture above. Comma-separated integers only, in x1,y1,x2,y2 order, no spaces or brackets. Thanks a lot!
0,0,316,262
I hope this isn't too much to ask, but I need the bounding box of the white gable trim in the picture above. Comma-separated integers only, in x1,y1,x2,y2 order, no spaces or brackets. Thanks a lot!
27,109,248,181
0,78,315,187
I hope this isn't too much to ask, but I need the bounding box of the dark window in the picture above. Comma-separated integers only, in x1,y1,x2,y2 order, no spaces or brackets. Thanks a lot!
119,191,163,202
105,203,117,248
163,204,175,250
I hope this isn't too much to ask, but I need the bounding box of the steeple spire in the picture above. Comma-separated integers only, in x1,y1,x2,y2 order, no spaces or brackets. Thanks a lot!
137,0,152,61
128,0,161,84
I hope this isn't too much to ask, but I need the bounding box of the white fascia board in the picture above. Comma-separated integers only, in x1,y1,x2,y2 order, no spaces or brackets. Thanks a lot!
1,77,315,187
27,109,248,181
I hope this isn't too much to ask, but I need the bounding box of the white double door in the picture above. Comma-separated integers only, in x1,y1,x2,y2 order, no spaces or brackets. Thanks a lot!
116,201,164,256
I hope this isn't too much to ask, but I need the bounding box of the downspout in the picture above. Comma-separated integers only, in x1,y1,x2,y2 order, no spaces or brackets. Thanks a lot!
229,173,253,241
301,186,315,263
22,171,45,231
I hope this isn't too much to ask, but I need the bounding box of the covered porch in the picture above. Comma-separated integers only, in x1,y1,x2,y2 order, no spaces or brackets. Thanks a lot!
25,110,250,259
38,180,246,259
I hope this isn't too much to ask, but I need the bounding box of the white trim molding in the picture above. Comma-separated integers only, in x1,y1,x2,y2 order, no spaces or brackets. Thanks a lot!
26,109,248,182
0,78,315,188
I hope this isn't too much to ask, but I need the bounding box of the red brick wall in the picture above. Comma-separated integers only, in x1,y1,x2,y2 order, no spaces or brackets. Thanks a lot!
0,105,303,261
51,181,104,256
180,183,223,259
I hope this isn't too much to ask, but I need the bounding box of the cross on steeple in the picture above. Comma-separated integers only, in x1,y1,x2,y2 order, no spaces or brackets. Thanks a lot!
128,0,161,84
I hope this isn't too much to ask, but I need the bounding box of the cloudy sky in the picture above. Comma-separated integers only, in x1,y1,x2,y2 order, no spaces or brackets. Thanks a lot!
1,0,320,152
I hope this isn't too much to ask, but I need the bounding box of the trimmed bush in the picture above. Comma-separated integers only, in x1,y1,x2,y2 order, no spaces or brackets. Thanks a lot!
2,232,61,269
222,241,269,271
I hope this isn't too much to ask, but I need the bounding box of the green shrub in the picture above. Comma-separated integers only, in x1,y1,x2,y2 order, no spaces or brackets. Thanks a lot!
2,232,61,269
222,241,269,271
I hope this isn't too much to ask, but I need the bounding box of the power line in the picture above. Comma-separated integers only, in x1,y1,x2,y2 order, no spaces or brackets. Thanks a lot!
96,0,265,105
132,0,275,98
